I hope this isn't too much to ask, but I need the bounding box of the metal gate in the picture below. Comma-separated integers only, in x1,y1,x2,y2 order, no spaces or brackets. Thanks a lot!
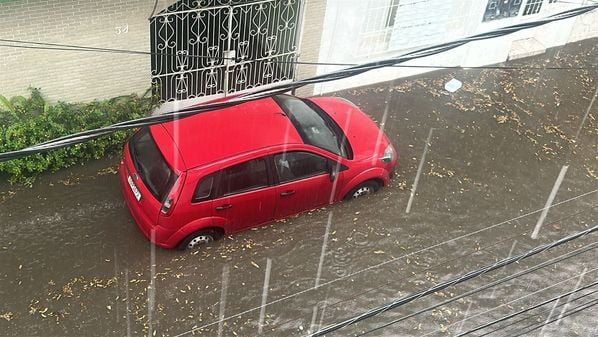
150,0,301,103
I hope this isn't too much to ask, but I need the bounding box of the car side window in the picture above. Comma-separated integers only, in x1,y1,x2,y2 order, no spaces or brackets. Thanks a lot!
192,173,216,203
274,152,329,183
221,158,269,196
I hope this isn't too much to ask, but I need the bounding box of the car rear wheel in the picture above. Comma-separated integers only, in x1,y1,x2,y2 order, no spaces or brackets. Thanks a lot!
344,181,380,200
178,229,221,250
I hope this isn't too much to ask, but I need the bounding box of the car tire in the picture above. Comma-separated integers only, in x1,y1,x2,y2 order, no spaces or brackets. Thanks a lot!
178,229,221,250
344,180,380,200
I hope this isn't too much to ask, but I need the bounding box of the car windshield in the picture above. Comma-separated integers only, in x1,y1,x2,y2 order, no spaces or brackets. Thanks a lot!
129,127,178,202
274,95,350,158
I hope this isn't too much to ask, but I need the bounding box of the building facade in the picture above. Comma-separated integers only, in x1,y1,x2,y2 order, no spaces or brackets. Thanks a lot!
0,0,596,107
314,0,598,93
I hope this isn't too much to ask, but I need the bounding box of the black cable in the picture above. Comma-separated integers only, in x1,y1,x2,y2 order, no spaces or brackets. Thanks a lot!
477,288,598,337
0,38,230,59
352,241,598,337
265,232,523,334
0,4,596,163
456,280,598,336
306,225,598,337
1,40,596,71
269,206,598,335
510,297,598,337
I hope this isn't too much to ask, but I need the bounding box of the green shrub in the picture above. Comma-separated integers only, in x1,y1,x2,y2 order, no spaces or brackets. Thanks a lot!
0,88,159,185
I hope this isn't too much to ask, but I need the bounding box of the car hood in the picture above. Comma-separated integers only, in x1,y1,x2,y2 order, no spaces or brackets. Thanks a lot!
308,97,389,161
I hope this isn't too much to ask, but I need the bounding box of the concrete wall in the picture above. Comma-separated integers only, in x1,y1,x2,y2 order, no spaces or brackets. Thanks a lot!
0,0,172,102
313,0,598,94
294,0,327,96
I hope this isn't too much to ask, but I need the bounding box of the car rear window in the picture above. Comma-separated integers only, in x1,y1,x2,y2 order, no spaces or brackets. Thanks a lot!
129,127,178,202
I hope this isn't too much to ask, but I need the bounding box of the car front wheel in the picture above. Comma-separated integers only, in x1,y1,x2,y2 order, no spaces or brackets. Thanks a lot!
344,181,380,200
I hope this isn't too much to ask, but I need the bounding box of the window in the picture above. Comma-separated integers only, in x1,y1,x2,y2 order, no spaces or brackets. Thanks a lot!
275,152,329,183
129,127,178,202
358,0,401,54
273,95,351,158
220,158,269,196
192,174,216,202
483,0,523,22
523,0,543,15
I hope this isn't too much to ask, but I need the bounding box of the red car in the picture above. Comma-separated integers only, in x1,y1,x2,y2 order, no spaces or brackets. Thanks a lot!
119,95,397,249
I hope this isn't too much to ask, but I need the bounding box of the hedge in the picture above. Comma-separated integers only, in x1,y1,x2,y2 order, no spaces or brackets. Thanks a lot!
0,88,159,185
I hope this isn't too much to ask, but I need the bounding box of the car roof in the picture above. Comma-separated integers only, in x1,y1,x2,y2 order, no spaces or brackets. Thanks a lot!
151,96,303,171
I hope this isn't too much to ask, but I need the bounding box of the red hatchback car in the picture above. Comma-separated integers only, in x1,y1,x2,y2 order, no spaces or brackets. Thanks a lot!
119,95,397,249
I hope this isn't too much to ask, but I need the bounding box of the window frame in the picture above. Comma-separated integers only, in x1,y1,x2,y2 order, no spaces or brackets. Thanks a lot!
192,171,219,203
274,151,332,184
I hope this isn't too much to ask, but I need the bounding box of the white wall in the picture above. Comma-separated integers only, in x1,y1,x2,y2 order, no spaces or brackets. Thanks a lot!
314,0,598,94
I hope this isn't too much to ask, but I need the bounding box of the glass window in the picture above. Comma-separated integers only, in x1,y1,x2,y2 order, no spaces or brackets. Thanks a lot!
193,174,216,202
483,0,523,22
220,158,269,196
522,0,543,16
275,152,329,183
129,127,178,202
274,95,350,158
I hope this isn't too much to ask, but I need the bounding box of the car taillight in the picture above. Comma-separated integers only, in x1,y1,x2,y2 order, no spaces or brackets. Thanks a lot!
160,176,182,216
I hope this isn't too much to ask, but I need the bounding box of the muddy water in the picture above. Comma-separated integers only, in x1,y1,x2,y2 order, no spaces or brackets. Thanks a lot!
1,40,598,337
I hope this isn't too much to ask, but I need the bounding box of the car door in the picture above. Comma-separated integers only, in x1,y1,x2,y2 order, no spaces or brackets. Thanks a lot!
273,151,336,219
212,157,277,232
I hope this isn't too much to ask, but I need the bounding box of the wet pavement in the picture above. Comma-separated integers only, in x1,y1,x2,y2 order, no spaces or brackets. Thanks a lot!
1,39,598,337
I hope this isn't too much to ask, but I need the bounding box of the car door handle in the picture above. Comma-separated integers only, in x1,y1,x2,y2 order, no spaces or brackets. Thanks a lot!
215,204,233,211
280,190,295,197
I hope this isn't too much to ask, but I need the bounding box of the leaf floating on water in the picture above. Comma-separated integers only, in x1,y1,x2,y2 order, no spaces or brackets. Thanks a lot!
0,312,13,321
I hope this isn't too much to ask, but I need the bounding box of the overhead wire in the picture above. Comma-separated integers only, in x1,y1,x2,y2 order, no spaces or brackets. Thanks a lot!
0,4,597,163
1,39,596,71
306,224,598,337
352,241,598,336
455,280,598,336
416,266,598,337
262,205,598,335
171,189,598,337
509,297,598,337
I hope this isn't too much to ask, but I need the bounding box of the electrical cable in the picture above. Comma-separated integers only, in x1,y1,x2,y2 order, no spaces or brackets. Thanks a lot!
263,231,525,334
264,205,598,335
352,241,598,337
475,288,598,337
0,4,597,163
415,266,598,337
305,225,598,337
456,280,598,336
1,40,596,71
170,189,598,337
509,297,598,337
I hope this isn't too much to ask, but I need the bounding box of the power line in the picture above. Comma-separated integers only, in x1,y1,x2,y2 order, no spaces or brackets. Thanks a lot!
510,297,598,337
0,4,597,163
1,39,596,71
171,189,598,337
306,224,598,337
417,266,598,337
456,280,598,336
263,206,597,335
352,241,598,337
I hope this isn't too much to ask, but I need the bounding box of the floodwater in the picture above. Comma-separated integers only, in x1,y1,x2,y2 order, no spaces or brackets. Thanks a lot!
1,39,597,337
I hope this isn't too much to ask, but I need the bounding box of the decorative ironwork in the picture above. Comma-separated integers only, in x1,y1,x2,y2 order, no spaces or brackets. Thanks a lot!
151,0,300,102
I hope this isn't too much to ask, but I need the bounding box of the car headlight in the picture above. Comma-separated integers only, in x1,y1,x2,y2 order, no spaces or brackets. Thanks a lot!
381,144,395,163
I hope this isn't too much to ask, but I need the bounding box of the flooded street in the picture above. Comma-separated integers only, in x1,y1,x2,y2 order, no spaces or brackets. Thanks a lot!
1,39,597,337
